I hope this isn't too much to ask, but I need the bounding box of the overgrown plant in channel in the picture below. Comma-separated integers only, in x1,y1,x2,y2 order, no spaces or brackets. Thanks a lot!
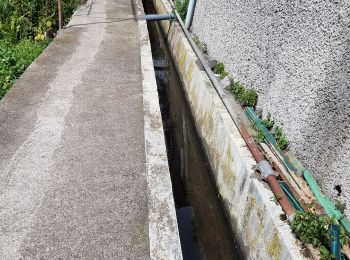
0,0,80,98
273,126,289,150
262,112,275,130
291,208,347,260
230,81,258,108
174,0,189,21
192,34,207,53
252,126,265,144
214,62,229,80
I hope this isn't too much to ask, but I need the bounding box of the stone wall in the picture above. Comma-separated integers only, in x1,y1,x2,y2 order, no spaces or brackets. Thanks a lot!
191,0,350,216
152,0,306,258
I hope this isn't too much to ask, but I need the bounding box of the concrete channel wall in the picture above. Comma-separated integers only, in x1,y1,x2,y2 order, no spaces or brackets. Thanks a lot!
152,0,305,259
191,0,350,216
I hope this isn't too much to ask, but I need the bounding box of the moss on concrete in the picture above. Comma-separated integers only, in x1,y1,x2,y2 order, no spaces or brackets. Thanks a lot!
222,146,236,187
257,206,265,237
266,228,282,260
243,196,256,227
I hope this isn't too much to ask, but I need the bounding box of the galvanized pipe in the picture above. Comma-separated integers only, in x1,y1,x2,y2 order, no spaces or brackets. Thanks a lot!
143,14,176,21
185,0,196,30
58,0,63,30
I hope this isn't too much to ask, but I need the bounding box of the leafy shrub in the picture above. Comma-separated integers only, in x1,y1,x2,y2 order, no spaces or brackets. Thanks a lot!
262,112,275,130
253,127,265,143
0,39,49,98
292,211,332,247
174,0,189,22
291,210,347,260
0,0,80,42
214,62,228,80
0,0,79,98
230,81,258,108
273,126,289,150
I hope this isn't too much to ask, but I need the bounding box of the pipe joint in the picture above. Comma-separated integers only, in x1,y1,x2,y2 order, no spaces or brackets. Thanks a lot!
255,160,277,179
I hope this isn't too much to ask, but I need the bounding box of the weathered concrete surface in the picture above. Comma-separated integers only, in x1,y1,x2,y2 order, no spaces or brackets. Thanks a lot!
153,0,305,259
0,0,181,259
191,0,350,216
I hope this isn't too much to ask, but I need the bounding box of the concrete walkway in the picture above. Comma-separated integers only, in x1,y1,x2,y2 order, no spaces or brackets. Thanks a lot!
0,0,181,259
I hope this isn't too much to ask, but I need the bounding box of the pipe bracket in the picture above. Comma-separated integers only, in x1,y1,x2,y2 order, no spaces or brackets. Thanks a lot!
255,160,277,179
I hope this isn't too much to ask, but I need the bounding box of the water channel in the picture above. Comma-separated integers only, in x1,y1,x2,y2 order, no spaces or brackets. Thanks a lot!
143,2,243,259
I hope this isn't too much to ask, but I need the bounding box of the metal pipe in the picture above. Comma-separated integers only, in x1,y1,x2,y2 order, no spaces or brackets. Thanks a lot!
239,124,295,219
58,0,63,30
171,8,225,97
144,14,176,21
185,0,196,30
169,6,295,219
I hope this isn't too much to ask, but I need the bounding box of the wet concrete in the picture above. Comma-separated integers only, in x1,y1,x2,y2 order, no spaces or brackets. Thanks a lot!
143,1,242,259
0,0,176,258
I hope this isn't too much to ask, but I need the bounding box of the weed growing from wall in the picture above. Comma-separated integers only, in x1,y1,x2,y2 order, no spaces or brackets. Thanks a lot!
262,112,275,130
273,126,289,150
214,62,228,80
291,209,347,260
230,81,258,108
334,199,346,214
174,0,189,22
192,34,207,53
252,127,265,143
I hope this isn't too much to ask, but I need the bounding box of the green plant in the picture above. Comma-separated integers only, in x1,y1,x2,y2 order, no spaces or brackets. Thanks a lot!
291,210,349,260
242,89,258,107
231,81,245,99
334,199,346,214
319,246,335,260
192,34,207,53
253,128,265,143
230,81,258,108
0,0,79,98
0,39,49,98
292,211,332,246
174,0,189,21
339,224,348,246
273,126,289,150
214,62,228,80
262,112,275,130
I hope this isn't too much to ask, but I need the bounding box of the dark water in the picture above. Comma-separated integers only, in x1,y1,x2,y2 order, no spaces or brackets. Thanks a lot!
143,1,242,259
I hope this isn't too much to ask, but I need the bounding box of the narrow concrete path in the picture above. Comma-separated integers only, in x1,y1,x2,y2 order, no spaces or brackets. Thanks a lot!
0,0,181,259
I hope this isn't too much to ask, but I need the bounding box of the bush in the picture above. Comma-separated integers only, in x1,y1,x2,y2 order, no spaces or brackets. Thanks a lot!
262,112,275,130
0,39,49,98
273,126,289,150
291,210,347,260
230,81,258,108
0,0,80,42
0,0,79,98
174,0,189,22
213,62,229,80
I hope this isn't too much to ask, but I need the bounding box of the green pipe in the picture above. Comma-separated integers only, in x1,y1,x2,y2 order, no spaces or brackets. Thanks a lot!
279,182,304,212
292,158,350,235
245,107,298,173
245,107,350,235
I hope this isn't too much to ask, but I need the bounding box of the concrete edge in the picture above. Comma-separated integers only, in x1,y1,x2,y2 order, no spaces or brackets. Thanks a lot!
135,0,183,259
152,0,306,259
